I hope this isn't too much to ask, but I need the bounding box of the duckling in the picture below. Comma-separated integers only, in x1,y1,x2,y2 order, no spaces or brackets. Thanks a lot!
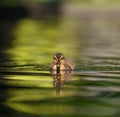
50,53,75,71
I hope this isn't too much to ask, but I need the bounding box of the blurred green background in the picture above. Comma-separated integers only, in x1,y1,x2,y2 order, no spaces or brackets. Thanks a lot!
0,0,120,117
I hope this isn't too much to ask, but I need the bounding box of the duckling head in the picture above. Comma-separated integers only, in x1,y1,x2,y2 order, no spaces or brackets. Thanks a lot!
53,53,65,68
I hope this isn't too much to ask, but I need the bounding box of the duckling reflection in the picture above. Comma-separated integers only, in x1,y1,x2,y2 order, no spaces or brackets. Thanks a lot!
52,70,74,95
53,73,64,95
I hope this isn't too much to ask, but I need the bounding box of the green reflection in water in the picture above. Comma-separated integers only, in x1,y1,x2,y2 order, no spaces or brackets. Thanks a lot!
3,72,120,117
4,72,81,116
7,18,77,68
5,92,118,117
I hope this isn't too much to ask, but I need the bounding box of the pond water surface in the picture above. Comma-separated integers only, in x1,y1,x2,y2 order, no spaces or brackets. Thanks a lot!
0,5,120,117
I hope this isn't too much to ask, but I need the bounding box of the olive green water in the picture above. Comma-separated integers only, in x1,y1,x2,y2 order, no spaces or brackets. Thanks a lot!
1,5,120,117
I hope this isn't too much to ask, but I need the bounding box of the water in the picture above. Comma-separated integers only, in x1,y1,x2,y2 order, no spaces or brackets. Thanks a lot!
1,4,120,117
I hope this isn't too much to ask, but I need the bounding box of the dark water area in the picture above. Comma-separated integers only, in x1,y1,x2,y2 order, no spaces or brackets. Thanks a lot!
1,3,120,117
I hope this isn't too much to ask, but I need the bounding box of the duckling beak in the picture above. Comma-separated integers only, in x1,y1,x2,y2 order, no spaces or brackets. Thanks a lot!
57,64,60,67
56,61,60,68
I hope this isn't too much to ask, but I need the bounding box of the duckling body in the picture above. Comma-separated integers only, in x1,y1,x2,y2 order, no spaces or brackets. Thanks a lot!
50,53,75,71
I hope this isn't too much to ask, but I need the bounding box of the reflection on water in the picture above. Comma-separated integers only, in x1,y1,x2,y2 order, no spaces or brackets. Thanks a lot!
51,70,74,95
1,2,120,117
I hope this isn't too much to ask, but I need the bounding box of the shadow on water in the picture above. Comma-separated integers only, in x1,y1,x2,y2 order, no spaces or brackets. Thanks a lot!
0,5,29,117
